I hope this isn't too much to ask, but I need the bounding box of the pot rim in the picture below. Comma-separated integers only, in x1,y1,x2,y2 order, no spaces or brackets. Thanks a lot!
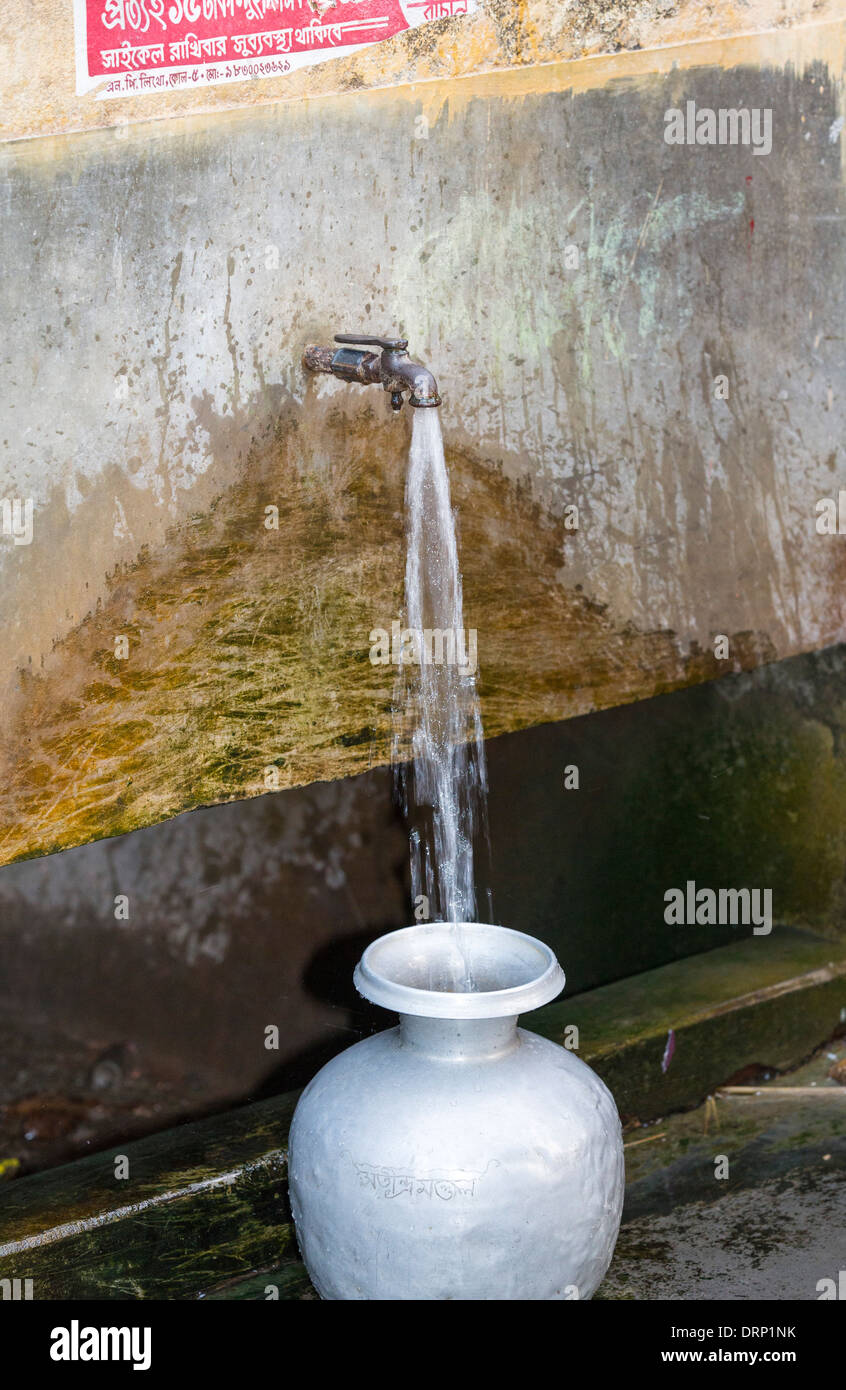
353,922,566,1019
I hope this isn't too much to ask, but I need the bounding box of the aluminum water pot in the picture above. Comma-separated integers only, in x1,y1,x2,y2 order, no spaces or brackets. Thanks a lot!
288,922,624,1300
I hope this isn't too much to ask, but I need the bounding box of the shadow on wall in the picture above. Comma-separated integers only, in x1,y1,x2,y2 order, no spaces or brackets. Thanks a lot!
1,643,845,1175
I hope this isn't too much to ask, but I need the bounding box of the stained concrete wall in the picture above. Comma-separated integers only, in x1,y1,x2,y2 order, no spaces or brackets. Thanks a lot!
3,0,839,142
1,21,844,864
3,3,845,1179
2,641,845,1173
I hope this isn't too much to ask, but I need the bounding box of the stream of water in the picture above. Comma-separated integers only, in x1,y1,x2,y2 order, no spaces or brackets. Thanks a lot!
393,409,491,989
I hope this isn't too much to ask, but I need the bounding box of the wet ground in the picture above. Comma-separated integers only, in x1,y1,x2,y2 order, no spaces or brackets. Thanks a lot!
596,1041,846,1300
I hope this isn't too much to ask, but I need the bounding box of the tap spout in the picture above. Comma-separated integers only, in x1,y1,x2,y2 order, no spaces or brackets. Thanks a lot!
302,334,441,409
380,350,442,409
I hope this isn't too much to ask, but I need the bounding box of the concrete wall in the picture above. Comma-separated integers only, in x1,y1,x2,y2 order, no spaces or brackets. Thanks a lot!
2,6,846,1173
4,0,839,142
1,19,844,864
2,641,845,1171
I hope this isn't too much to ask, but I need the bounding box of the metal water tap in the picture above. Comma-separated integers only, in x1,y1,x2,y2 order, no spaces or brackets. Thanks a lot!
302,334,441,410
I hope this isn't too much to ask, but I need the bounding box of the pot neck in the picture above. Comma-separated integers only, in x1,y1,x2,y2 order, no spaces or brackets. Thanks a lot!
398,1013,519,1059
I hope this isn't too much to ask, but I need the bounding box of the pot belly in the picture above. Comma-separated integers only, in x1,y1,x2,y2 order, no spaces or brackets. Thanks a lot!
288,1027,624,1300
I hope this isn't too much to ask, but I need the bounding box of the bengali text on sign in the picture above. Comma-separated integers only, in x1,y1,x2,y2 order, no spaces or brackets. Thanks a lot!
73,0,475,98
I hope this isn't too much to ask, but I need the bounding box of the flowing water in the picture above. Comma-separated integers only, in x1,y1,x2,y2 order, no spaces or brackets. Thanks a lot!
393,409,492,990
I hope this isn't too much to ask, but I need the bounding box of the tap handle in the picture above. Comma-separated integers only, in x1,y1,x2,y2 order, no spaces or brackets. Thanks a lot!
334,334,408,352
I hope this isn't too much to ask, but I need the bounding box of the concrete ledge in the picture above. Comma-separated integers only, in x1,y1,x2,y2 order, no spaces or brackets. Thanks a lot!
533,926,846,1120
1,928,843,1298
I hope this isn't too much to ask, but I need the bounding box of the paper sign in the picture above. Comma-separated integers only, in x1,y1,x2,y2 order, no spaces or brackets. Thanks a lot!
73,0,475,99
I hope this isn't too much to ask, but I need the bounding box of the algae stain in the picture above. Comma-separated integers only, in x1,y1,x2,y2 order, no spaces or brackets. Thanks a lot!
0,389,786,868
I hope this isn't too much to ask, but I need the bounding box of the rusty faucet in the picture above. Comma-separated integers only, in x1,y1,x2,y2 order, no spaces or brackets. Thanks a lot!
302,334,441,410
